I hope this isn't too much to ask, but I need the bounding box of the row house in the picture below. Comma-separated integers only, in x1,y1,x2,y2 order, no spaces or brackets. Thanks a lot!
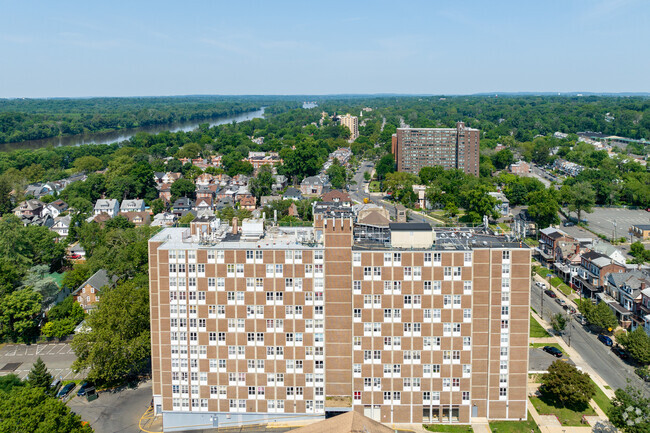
247,154,282,171
606,271,650,330
121,199,146,213
537,227,579,266
163,172,183,185
14,199,45,218
321,190,352,207
301,176,330,196
572,251,625,299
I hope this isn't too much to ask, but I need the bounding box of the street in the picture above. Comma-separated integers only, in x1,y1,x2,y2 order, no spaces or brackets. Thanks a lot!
530,282,648,393
349,161,434,226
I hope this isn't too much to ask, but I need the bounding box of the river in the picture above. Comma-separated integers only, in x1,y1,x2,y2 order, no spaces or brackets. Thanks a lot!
0,107,266,152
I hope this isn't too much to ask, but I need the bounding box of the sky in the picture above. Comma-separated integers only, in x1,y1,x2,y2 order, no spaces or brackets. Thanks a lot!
1,0,649,98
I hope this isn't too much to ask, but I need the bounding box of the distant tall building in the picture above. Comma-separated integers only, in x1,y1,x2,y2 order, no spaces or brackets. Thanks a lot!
339,114,359,141
392,122,480,176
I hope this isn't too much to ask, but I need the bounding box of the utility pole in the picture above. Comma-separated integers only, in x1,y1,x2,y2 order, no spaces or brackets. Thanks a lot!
566,315,572,347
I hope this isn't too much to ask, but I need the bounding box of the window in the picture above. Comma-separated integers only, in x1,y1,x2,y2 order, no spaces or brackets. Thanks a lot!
499,387,507,398
463,309,471,320
453,295,461,308
353,281,361,293
502,250,510,261
463,281,472,293
424,252,431,264
353,252,361,265
501,306,509,316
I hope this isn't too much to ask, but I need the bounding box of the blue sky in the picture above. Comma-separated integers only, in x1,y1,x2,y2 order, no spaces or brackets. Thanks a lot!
1,0,648,97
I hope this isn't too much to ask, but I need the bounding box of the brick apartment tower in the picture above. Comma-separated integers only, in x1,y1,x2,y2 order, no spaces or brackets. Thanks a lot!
392,122,480,176
149,217,530,430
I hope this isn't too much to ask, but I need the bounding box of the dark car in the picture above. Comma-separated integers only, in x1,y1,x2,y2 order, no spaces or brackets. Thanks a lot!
597,334,613,346
611,346,628,360
564,305,577,314
57,382,75,399
635,368,650,382
77,382,92,397
542,346,563,357
544,289,557,298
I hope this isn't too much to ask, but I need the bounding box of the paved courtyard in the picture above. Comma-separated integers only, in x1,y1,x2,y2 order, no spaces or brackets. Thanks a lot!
0,342,83,381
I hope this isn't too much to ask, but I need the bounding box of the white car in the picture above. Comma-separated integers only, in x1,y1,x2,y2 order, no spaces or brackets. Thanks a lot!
535,281,546,288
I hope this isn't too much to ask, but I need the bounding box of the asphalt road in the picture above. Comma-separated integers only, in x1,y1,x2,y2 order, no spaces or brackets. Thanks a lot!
530,283,649,393
349,161,433,226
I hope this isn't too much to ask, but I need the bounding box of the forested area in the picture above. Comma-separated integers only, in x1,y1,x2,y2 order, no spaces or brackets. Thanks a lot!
0,96,262,144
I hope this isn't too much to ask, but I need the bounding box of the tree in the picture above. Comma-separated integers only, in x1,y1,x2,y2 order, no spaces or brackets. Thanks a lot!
326,160,347,189
0,374,23,393
72,155,103,173
608,386,650,433
170,178,196,202
26,357,52,391
418,166,444,185
278,140,324,181
527,188,561,228
0,386,92,433
166,158,183,173
579,300,618,332
375,154,395,180
62,265,92,291
492,148,514,170
41,319,77,340
460,185,499,223
22,265,59,305
616,327,650,365
444,202,459,219
564,181,596,222
541,360,596,409
48,296,85,324
363,171,371,181
178,212,195,225
551,313,567,333
150,198,166,215
249,165,274,202
0,289,42,342
71,276,150,385
384,172,418,204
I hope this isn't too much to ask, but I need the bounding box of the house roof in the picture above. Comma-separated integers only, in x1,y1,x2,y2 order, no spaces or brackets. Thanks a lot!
632,224,650,231
322,189,351,203
582,251,608,261
117,211,151,225
120,199,144,209
608,270,650,294
173,197,194,207
301,175,324,186
389,222,432,231
288,411,393,433
73,269,116,295
358,210,390,228
283,187,302,198
95,199,118,209
49,199,68,211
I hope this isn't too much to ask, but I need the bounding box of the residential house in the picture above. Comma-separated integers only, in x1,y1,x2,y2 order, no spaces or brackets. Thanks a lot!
300,175,328,195
172,197,194,216
321,190,352,207
590,242,626,265
272,175,288,192
162,172,182,184
573,251,626,299
73,269,117,313
42,199,68,218
246,152,282,170
153,172,165,185
283,187,303,201
239,195,256,212
195,173,215,187
51,215,71,238
20,213,54,228
118,211,151,227
214,197,235,211
25,183,52,199
14,199,44,218
260,195,281,207
509,161,530,176
630,224,650,240
488,192,510,216
538,227,579,266
195,197,214,213
158,183,172,202
606,270,650,329
68,242,86,259
94,199,120,218
120,199,145,213
152,212,178,227
641,287,650,336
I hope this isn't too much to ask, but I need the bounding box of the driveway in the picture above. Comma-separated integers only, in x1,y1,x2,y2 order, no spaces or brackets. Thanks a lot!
68,380,153,433
0,342,83,381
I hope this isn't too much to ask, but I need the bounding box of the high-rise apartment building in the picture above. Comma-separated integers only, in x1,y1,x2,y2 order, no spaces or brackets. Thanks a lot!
339,114,359,141
392,122,480,176
149,214,530,431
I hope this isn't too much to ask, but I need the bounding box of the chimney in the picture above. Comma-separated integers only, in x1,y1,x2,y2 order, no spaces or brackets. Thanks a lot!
642,282,646,290
232,217,238,234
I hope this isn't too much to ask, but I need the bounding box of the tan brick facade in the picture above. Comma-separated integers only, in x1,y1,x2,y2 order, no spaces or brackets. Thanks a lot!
149,218,530,428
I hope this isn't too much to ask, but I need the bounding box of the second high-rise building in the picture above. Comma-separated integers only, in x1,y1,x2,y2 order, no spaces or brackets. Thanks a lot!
392,122,480,176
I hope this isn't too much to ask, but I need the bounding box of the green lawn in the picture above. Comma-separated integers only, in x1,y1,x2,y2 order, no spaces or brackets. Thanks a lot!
423,425,473,433
524,238,538,247
530,342,570,357
489,412,541,433
550,277,562,287
590,378,612,415
368,181,381,192
557,283,572,296
530,314,551,338
49,272,66,288
529,396,596,426
498,223,511,232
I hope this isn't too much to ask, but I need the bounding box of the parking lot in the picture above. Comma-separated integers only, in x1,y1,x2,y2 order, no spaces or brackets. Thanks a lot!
0,342,84,381
565,207,650,240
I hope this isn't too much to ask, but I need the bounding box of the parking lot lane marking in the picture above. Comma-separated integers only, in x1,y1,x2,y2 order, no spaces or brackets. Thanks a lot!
63,370,73,379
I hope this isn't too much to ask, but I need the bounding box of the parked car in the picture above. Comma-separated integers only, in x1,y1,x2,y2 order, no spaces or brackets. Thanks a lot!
597,334,613,346
542,346,563,358
555,298,567,307
68,254,82,259
77,381,92,397
574,314,587,325
57,382,75,399
544,289,557,298
535,281,546,288
50,378,61,392
564,305,577,314
563,221,574,227
611,346,628,360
